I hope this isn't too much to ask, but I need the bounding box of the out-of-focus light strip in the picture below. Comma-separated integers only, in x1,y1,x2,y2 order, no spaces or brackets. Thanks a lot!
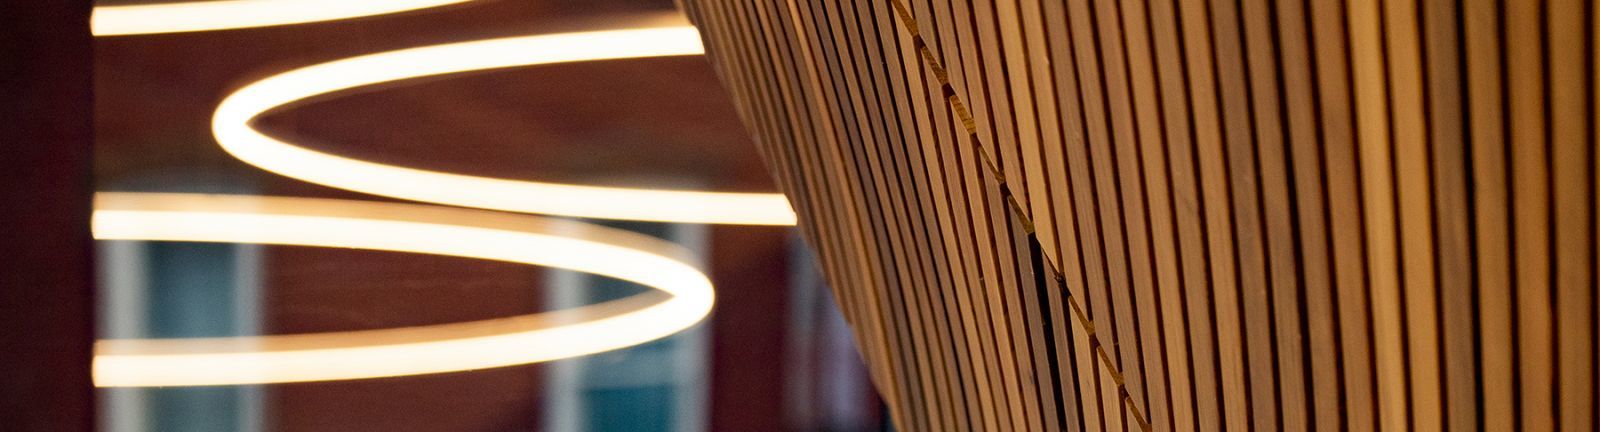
211,26,798,226
92,192,714,387
91,0,474,36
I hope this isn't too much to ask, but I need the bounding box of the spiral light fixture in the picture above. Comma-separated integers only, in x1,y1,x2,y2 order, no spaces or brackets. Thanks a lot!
92,0,476,36
91,3,773,387
93,193,714,387
210,26,797,226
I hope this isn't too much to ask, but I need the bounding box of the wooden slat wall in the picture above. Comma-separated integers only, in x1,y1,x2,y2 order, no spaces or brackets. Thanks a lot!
681,0,1598,430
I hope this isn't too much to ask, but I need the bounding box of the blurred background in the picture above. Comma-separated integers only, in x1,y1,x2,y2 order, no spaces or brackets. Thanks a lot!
91,0,884,430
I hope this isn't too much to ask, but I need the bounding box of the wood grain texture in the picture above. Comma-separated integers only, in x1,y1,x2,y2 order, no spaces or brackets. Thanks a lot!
682,0,1598,430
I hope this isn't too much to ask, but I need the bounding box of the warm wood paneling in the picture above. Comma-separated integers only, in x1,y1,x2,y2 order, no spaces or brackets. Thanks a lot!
683,0,1598,430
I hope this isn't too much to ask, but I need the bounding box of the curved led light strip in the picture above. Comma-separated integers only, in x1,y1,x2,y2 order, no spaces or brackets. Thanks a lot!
92,192,714,387
212,26,798,226
92,0,474,36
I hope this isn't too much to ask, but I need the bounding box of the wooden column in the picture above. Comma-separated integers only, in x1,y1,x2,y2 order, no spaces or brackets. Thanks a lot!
682,0,1599,430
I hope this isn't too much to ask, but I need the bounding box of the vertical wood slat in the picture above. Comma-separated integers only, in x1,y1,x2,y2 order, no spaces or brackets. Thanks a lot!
1383,0,1442,429
682,0,1598,430
1508,0,1555,429
1463,1,1516,430
1551,3,1595,432
1277,0,1340,430
1145,0,1219,429
1423,0,1477,430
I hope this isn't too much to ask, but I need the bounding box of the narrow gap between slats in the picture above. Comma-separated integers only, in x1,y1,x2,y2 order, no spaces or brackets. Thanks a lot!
885,0,1155,429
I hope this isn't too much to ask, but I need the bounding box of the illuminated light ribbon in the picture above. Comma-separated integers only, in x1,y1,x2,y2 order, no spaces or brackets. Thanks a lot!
92,192,714,387
212,26,799,226
92,0,475,36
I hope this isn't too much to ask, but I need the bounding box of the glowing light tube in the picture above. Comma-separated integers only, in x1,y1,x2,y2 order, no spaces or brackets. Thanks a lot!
92,192,714,387
211,26,798,226
92,0,474,36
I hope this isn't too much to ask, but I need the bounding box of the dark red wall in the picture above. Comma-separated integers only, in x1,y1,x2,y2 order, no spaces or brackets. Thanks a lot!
0,0,96,430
